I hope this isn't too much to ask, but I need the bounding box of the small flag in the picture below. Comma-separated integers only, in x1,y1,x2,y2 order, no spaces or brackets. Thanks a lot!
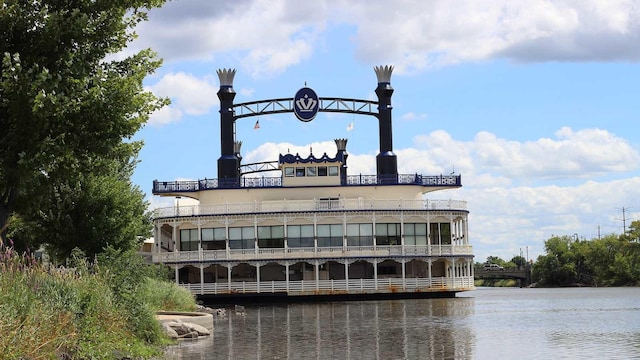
346,121,354,131
254,120,260,130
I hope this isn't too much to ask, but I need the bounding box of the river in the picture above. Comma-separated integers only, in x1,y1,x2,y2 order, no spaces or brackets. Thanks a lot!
164,287,640,359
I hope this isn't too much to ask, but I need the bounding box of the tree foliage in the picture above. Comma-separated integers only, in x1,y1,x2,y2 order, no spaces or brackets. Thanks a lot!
1,0,167,258
532,224,640,286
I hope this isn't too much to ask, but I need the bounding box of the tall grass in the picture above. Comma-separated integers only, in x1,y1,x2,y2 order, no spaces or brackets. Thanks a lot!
0,244,197,359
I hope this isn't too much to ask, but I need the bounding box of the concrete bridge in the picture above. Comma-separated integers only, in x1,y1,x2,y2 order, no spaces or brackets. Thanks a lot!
474,266,532,287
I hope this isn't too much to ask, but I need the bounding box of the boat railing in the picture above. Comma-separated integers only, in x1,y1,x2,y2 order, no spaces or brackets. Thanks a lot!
154,198,467,218
152,245,474,263
152,174,461,194
177,276,475,295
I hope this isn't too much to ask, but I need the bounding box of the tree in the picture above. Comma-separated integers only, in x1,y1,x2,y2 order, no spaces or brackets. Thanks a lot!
0,0,167,255
533,236,578,286
626,220,640,242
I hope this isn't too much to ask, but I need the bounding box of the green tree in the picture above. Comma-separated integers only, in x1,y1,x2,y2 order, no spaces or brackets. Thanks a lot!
0,0,167,254
625,220,640,242
533,235,577,286
510,255,527,268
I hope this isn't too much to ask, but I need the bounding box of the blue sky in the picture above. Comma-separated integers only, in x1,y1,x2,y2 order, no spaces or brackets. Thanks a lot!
125,0,640,263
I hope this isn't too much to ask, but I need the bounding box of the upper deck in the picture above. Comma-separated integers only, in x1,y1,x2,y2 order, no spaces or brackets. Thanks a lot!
152,173,462,195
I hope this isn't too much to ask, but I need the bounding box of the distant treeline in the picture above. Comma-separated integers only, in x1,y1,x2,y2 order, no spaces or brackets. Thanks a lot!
531,220,640,287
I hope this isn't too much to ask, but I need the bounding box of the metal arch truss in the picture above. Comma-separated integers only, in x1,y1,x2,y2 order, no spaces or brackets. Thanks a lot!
240,161,279,175
233,97,379,119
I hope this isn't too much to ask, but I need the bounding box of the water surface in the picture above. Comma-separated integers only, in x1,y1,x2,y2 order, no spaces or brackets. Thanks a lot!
165,287,640,359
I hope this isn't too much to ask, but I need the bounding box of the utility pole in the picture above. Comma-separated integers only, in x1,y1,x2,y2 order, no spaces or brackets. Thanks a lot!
622,207,629,234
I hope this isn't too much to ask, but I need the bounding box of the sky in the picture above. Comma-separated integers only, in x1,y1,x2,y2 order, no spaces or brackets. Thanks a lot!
125,0,640,263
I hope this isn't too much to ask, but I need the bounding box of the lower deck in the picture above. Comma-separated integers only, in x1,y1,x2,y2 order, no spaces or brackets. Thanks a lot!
169,256,475,299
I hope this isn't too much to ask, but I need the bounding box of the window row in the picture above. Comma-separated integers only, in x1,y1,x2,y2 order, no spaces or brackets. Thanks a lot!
284,165,340,177
180,222,455,250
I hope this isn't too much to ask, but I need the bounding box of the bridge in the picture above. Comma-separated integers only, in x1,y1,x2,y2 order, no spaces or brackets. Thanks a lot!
474,266,532,287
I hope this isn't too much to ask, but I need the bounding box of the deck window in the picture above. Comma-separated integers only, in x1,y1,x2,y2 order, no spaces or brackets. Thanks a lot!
284,167,295,177
306,166,317,176
180,229,199,251
201,227,226,250
229,226,255,249
318,166,328,176
258,225,285,248
404,223,428,246
329,166,339,176
317,224,343,247
376,223,401,245
296,167,305,177
346,223,373,246
430,223,452,245
287,225,314,247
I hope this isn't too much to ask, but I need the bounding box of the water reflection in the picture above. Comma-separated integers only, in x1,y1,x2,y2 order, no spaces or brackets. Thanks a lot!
165,298,476,359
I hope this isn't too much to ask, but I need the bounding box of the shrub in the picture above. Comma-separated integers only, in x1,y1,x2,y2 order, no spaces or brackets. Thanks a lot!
0,243,196,358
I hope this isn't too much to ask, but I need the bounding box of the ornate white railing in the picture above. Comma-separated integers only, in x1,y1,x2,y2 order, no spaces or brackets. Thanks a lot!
153,174,461,193
154,198,467,218
152,245,474,263
178,276,475,295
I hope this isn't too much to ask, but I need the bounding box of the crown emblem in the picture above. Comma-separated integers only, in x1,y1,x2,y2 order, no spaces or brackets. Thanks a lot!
293,87,319,122
296,94,317,112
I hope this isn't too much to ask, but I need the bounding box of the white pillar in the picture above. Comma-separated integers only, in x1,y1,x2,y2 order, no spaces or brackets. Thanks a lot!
200,265,204,294
374,261,378,290
452,258,456,288
172,222,178,252
345,262,349,291
401,260,406,290
285,263,290,293
256,264,261,293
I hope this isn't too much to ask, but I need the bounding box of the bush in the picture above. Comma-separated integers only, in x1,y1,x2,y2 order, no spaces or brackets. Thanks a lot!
140,277,197,313
0,244,196,358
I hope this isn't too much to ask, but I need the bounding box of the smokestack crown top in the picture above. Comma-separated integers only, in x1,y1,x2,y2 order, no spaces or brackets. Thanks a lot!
217,68,237,87
374,65,394,83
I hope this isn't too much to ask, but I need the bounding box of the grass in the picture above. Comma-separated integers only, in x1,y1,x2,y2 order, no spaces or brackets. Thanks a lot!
0,245,197,359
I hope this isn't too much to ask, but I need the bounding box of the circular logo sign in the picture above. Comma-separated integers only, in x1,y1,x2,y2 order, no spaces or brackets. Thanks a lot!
293,87,319,122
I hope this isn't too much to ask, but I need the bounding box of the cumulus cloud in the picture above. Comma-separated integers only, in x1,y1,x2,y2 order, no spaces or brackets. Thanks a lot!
347,0,640,71
472,127,640,180
130,0,327,76
146,72,219,125
148,124,639,261
466,177,640,262
129,0,640,76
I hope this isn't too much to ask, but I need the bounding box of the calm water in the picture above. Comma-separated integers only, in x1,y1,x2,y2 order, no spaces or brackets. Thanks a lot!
164,287,640,359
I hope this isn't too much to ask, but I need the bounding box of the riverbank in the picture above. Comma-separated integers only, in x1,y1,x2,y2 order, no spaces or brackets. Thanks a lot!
0,246,197,359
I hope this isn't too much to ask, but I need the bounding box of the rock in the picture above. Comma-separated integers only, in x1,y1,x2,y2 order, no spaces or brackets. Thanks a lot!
178,331,199,339
166,320,191,336
184,322,211,336
162,323,179,339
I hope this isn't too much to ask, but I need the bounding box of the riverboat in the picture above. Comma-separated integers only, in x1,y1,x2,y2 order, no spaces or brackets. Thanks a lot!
150,66,474,301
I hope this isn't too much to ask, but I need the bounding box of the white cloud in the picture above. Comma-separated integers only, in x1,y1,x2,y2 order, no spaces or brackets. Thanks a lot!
346,0,640,71
472,127,640,180
401,112,428,121
146,72,219,125
148,105,183,126
128,0,640,76
130,0,326,76
241,39,314,77
236,127,640,262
